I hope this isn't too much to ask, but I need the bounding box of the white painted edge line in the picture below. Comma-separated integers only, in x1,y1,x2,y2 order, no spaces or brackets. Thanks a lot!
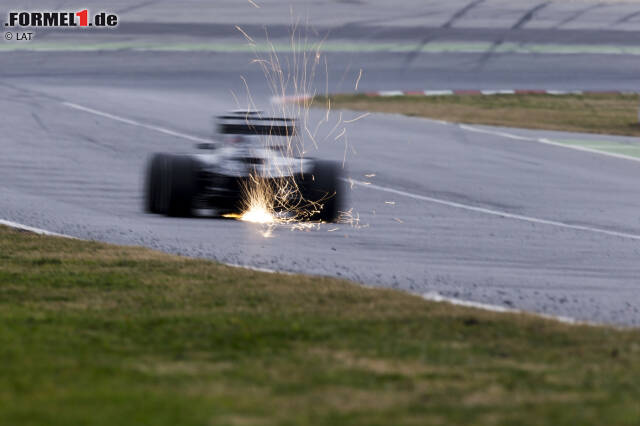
225,262,294,275
459,124,533,141
460,124,640,163
346,179,640,241
225,263,276,273
538,137,640,162
0,219,76,239
0,218,289,275
62,102,211,144
421,292,584,325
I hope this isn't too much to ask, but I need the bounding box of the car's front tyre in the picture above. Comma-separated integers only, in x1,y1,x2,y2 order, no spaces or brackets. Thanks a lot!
144,153,165,214
145,154,197,217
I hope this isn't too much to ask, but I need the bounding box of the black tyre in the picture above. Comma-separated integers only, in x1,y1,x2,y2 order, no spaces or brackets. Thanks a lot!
144,153,165,214
301,160,344,222
165,155,198,217
145,153,197,217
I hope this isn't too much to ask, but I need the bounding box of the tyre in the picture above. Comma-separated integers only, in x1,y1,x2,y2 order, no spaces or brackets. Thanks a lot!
301,160,344,222
145,153,197,217
165,155,198,217
144,153,165,214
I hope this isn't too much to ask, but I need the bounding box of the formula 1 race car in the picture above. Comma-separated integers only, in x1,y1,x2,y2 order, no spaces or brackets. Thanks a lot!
144,111,344,222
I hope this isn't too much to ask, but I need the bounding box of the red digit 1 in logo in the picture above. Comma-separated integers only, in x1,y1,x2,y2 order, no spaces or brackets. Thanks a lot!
76,9,88,27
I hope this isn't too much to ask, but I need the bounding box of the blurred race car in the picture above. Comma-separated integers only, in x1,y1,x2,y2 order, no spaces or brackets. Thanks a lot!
144,111,344,222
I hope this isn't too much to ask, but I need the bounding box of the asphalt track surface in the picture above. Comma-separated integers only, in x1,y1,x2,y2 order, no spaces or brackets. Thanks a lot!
2,0,640,325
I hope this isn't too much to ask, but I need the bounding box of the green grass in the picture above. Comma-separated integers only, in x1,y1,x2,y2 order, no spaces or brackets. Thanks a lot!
316,93,640,137
1,225,640,425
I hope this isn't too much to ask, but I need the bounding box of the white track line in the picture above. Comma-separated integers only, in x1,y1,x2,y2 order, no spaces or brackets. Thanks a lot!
62,101,640,241
225,262,294,274
347,179,640,241
0,219,75,238
0,218,285,274
421,292,583,325
62,102,211,144
460,124,640,163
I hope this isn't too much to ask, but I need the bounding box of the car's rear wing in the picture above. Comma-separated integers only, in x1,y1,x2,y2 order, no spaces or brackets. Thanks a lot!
217,111,297,136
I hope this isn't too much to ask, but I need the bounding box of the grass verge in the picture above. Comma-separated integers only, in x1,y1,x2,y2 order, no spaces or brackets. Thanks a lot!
1,225,639,425
316,93,640,136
